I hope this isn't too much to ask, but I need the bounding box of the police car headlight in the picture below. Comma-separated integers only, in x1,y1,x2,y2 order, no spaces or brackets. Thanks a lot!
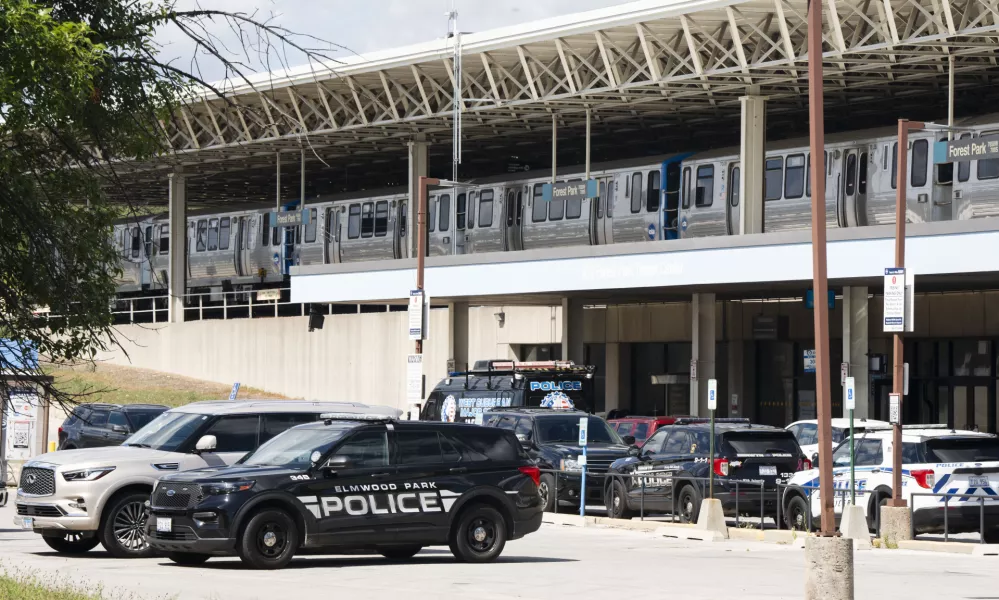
560,459,583,472
201,481,255,496
62,467,116,482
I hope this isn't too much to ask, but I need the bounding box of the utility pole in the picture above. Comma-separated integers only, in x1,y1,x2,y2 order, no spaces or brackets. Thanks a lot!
415,176,440,356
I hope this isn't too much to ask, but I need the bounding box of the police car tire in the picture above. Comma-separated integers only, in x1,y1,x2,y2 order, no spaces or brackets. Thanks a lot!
609,481,635,519
677,485,701,524
237,509,299,570
538,474,557,512
168,552,211,566
42,533,100,554
450,505,507,563
378,545,423,560
784,496,809,531
99,491,155,559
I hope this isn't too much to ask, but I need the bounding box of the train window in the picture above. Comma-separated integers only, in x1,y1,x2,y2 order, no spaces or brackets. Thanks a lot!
565,181,582,219
936,139,953,185
479,190,494,227
467,192,475,230
361,202,374,238
729,165,740,207
219,217,231,250
549,186,565,221
400,203,407,238
647,171,661,212
456,194,466,230
272,221,280,246
428,197,437,233
296,223,302,245
516,191,523,225
597,182,605,217
806,154,811,197
630,172,643,213
507,191,515,226
883,145,889,171
695,165,714,207
195,220,207,252
303,209,317,243
374,201,388,237
890,142,898,189
532,184,546,222
144,226,152,257
159,225,169,255
765,158,783,201
439,194,452,231
784,154,805,199
978,132,999,180
207,218,219,251
911,139,928,187
347,204,361,239
262,213,270,246
859,153,868,194
845,154,857,196
681,167,691,209
130,227,141,258
957,133,972,182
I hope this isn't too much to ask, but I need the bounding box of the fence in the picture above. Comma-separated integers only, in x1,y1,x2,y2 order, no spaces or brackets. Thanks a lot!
909,491,996,543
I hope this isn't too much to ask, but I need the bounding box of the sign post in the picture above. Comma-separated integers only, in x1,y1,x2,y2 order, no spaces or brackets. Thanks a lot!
844,376,856,505
228,382,240,401
578,416,589,518
707,378,717,499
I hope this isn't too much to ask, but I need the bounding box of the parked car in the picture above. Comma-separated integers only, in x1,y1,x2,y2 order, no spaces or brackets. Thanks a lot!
786,418,891,462
609,416,695,447
58,404,169,450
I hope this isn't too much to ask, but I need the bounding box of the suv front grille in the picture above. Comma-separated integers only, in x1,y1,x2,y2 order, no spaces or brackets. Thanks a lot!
585,459,615,474
150,530,196,541
18,468,55,496
152,483,204,509
17,504,64,517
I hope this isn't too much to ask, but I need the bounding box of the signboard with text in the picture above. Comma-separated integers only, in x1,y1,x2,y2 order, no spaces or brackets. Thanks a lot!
883,267,905,332
269,210,311,227
406,354,423,404
408,290,424,340
934,134,999,164
541,180,598,202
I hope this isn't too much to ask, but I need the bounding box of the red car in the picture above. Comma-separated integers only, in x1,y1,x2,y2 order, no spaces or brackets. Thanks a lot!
609,416,695,447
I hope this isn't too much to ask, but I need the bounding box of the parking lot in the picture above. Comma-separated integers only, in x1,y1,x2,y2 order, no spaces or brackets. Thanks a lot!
0,503,996,600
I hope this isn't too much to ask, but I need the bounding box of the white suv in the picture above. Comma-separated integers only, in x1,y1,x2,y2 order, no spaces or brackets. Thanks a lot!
787,418,890,462
14,400,399,558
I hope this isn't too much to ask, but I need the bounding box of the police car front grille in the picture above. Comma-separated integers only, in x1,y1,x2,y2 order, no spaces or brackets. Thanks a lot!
18,468,55,496
150,530,196,541
152,484,203,509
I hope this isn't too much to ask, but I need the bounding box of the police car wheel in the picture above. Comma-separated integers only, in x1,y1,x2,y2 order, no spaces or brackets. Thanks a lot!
784,496,809,531
42,533,100,554
450,505,507,563
677,486,701,524
609,481,635,519
538,475,556,512
238,509,299,570
168,552,211,566
378,545,423,560
99,492,154,558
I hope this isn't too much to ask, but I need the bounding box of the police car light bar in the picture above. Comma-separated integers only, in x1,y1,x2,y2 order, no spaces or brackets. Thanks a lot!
673,418,751,425
318,413,395,422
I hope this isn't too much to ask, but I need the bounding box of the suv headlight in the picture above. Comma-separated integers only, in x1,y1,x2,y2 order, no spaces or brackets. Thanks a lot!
201,481,255,496
62,467,116,482
560,458,583,472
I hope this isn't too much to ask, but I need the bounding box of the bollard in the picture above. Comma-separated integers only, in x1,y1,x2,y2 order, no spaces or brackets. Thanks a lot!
804,537,854,600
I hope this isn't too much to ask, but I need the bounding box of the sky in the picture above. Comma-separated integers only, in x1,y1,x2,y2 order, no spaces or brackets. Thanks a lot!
157,0,628,82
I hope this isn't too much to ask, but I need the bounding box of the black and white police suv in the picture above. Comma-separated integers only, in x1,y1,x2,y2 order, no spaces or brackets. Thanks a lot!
144,414,543,569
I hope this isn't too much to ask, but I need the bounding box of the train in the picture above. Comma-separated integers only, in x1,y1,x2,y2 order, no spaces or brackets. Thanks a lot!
113,114,999,298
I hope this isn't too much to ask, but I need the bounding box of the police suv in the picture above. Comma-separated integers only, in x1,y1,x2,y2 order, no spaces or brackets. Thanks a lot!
144,415,543,569
782,425,999,539
421,360,595,423
605,419,809,522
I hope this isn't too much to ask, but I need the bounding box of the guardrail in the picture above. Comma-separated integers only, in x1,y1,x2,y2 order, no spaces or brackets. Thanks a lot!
909,491,996,543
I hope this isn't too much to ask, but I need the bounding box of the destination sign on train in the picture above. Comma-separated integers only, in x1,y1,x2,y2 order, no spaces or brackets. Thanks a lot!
542,179,598,202
934,134,999,163
270,210,311,227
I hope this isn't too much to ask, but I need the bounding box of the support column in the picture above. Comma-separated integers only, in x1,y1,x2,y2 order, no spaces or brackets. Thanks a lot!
605,343,620,413
727,340,744,417
561,298,584,364
407,136,428,259
448,302,469,374
167,171,186,323
691,293,717,416
842,287,870,419
739,94,766,235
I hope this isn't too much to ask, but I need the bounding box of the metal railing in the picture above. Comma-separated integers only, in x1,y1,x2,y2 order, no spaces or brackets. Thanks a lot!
909,491,997,543
775,483,875,535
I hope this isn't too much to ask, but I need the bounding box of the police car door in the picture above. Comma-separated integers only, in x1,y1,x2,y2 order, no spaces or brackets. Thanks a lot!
629,428,673,512
390,428,454,537
658,430,695,508
302,428,398,545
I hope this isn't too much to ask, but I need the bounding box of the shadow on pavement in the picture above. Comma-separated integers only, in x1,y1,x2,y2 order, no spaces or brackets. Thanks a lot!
172,553,578,570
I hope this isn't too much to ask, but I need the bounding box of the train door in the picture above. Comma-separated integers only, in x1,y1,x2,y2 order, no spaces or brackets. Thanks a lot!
663,160,683,240
855,150,869,226
591,177,615,244
841,149,859,227
141,225,153,287
726,162,741,236
234,217,247,276
933,137,954,222
504,188,520,251
393,200,406,259
455,192,467,254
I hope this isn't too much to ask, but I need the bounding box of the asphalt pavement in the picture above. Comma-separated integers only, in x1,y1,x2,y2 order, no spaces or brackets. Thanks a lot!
0,501,995,600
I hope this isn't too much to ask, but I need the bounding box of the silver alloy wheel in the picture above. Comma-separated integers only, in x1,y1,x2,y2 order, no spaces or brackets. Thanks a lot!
113,501,148,551
538,481,550,508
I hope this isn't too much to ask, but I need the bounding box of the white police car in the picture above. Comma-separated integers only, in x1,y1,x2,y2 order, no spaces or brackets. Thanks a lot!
781,425,999,541
786,418,890,462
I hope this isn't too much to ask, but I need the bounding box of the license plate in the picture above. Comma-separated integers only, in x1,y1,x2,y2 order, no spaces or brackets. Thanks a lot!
969,476,991,487
156,518,172,533
759,465,778,476
18,517,32,530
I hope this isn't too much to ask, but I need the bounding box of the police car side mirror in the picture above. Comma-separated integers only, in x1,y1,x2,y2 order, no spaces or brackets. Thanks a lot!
628,446,641,457
194,435,217,453
321,455,351,476
622,435,636,446
111,425,129,434
516,434,536,451
811,452,819,466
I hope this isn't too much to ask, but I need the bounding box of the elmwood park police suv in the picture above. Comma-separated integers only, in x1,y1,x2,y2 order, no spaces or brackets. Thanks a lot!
144,414,543,569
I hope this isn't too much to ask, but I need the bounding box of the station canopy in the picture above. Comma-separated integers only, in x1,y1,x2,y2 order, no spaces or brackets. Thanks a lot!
117,0,999,205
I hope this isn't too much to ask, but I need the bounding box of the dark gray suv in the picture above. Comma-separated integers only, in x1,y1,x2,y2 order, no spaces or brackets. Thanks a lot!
58,403,168,450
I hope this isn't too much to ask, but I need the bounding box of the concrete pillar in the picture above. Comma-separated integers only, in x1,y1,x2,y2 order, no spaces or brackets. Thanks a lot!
727,341,744,417
739,94,766,235
691,293,716,416
449,301,469,374
561,298,585,364
605,343,620,412
407,136,428,259
804,537,854,600
167,171,186,323
842,287,870,419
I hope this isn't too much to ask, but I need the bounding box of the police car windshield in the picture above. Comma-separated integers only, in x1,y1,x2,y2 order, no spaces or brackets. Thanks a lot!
242,426,352,469
536,416,620,445
124,412,208,452
925,437,999,462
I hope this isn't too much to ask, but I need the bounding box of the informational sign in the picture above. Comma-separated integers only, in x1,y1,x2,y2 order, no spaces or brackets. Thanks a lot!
541,179,598,203
228,382,240,401
256,289,281,302
805,290,835,310
933,134,999,164
903,362,909,396
883,267,906,332
730,393,739,415
690,359,697,381
5,391,38,461
707,379,718,410
406,354,423,404
844,376,856,411
270,210,311,227
889,393,901,424
803,349,816,373
840,362,849,385
408,290,424,340
578,416,589,447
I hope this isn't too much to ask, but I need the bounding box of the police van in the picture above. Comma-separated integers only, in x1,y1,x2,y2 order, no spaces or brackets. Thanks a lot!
420,360,595,423
782,425,999,540
144,414,543,569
